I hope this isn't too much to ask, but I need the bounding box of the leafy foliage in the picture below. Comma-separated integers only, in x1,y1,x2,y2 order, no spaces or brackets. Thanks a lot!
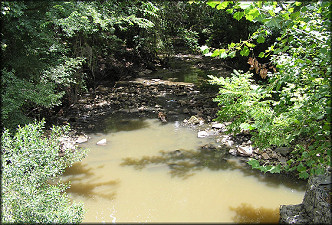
207,1,331,179
1,120,88,223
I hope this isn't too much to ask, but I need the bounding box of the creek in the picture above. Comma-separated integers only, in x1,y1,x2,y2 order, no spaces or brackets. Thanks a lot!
62,54,306,223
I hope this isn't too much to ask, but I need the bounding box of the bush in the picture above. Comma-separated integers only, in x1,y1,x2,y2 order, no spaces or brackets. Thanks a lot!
205,1,331,179
1,120,88,223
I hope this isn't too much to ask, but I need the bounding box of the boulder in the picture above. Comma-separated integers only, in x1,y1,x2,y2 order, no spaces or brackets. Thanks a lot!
237,145,253,156
280,173,332,224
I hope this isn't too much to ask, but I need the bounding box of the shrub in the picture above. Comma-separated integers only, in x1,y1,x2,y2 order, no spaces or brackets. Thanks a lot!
1,120,88,223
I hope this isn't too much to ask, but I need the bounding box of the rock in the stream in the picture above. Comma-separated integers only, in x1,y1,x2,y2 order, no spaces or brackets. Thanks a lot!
237,145,253,156
197,131,209,138
96,138,107,145
211,123,224,129
186,115,204,125
76,135,89,144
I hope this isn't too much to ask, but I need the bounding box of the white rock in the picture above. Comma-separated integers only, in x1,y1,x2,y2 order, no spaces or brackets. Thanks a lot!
96,138,107,145
76,135,88,144
212,123,224,129
237,145,253,156
197,131,209,138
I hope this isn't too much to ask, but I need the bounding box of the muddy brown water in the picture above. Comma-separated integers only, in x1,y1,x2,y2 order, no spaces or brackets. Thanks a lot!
63,115,306,223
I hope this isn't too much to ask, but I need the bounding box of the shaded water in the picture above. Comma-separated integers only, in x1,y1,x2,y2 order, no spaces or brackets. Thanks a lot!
63,115,306,223
147,54,226,84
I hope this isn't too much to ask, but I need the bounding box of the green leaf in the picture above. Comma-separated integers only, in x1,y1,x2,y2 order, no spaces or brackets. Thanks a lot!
269,165,281,173
233,11,244,21
297,163,306,172
266,18,281,28
245,42,256,48
211,49,225,57
240,46,249,56
290,11,300,20
299,171,309,179
207,1,220,8
248,8,260,19
257,36,265,43
229,51,236,58
240,122,251,130
219,52,228,59
268,9,275,17
248,158,260,169
320,48,327,54
245,14,254,21
258,52,265,58
217,1,229,10
200,45,209,55
257,1,263,8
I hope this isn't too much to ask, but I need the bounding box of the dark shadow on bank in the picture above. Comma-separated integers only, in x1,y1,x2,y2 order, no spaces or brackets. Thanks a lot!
120,144,306,191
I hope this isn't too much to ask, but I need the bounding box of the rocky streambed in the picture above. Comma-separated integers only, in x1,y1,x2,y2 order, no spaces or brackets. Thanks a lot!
58,74,291,170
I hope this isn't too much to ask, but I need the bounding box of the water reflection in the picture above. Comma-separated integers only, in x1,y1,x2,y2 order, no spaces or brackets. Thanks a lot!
230,203,279,223
121,147,229,179
67,179,119,200
64,162,95,177
64,162,119,200
121,147,306,191
104,117,150,133
152,57,221,84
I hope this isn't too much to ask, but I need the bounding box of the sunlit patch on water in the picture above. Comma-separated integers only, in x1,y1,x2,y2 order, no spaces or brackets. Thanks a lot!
63,116,306,223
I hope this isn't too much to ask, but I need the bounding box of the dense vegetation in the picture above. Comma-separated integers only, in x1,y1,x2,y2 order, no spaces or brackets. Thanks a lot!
203,1,331,179
1,120,88,223
1,0,330,223
1,1,252,131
